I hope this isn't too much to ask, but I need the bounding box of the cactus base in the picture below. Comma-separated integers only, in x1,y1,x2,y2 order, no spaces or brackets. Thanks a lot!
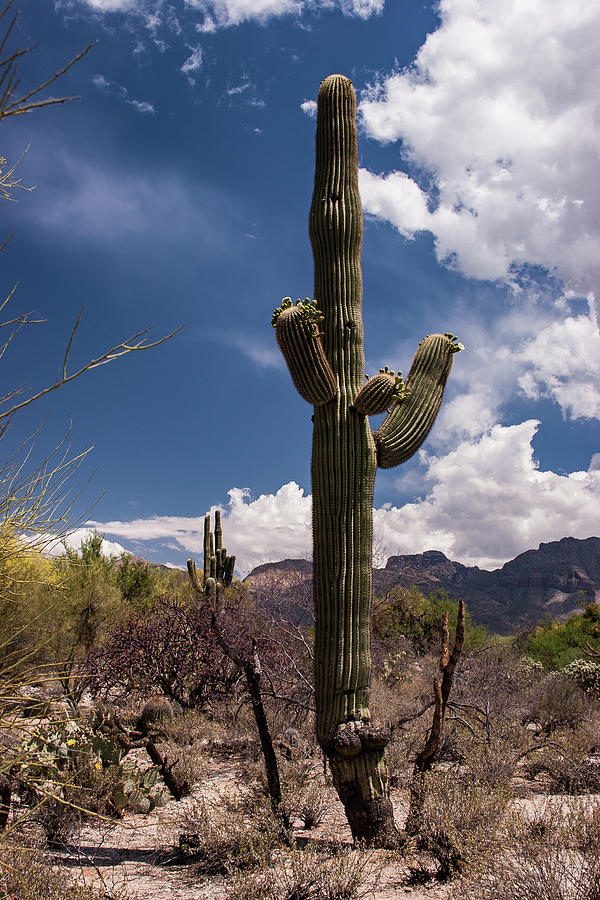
329,747,394,845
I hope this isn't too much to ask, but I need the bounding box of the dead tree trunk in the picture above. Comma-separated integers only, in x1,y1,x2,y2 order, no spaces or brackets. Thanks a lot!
405,599,465,836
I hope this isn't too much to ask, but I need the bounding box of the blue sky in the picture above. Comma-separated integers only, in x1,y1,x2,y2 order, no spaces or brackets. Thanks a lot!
3,0,599,573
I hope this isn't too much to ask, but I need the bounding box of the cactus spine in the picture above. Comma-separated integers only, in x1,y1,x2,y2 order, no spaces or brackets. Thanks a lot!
274,74,461,843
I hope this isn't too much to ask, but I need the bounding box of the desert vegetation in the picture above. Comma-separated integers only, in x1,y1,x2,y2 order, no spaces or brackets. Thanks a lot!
2,530,600,899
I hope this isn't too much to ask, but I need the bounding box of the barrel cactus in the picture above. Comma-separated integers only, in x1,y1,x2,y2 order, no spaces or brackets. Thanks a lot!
137,695,174,736
273,74,462,843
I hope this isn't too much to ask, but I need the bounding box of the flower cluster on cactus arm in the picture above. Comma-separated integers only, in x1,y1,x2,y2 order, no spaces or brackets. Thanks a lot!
444,333,465,352
373,366,410,404
271,297,325,336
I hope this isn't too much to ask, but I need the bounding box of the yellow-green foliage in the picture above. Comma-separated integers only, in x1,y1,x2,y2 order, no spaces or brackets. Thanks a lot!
374,585,489,655
525,603,600,669
1,530,192,690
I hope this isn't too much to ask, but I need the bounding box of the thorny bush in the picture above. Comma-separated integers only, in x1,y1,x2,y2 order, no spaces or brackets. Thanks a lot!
84,597,242,710
228,844,379,900
84,595,314,723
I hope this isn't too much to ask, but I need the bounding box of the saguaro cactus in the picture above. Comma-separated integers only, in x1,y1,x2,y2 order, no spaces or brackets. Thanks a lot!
273,74,462,844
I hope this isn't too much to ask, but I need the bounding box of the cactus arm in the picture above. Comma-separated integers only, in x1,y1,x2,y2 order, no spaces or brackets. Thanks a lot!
187,558,204,595
273,298,337,406
352,368,408,416
374,333,463,469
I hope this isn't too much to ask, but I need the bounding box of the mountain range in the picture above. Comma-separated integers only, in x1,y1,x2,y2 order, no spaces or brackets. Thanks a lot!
246,536,600,634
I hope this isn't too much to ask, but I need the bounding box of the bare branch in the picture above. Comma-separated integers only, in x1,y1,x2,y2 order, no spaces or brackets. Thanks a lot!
585,641,600,659
0,316,183,421
390,700,434,733
406,599,466,836
0,15,97,122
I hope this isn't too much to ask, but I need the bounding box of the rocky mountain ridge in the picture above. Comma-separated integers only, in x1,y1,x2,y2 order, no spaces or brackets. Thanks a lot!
247,536,600,634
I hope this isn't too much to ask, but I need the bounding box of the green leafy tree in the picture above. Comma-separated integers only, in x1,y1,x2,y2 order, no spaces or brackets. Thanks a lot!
113,553,153,609
51,533,121,706
525,604,600,669
374,585,489,655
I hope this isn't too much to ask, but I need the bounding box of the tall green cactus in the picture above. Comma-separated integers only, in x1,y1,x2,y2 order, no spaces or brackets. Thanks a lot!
187,510,235,611
273,74,462,844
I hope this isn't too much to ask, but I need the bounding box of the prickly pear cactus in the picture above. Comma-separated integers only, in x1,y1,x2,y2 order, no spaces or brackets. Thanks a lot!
273,74,462,843
19,715,169,816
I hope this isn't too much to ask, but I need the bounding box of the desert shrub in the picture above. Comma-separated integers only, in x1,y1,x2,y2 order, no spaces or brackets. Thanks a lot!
454,798,600,900
177,794,283,875
457,736,523,786
525,604,600,669
48,533,123,704
562,658,600,697
414,767,512,879
112,552,155,610
84,596,241,710
239,753,331,830
166,707,261,762
228,845,378,900
0,843,114,900
523,722,600,793
373,585,489,657
451,647,533,741
374,664,452,788
294,780,332,829
29,792,84,847
383,736,410,789
0,544,63,679
525,672,592,732
281,759,332,829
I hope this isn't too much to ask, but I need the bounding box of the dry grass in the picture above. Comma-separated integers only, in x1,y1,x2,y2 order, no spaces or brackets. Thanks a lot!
227,844,380,900
454,797,600,900
410,767,513,878
176,793,284,876
0,841,125,900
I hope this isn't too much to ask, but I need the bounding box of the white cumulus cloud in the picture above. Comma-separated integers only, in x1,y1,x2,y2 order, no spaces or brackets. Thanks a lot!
378,421,600,570
359,0,600,293
88,482,312,574
430,295,600,448
88,419,600,574
514,300,600,420
301,99,317,118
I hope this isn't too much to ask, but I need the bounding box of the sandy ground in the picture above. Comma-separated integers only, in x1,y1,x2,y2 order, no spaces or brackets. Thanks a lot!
51,756,454,900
